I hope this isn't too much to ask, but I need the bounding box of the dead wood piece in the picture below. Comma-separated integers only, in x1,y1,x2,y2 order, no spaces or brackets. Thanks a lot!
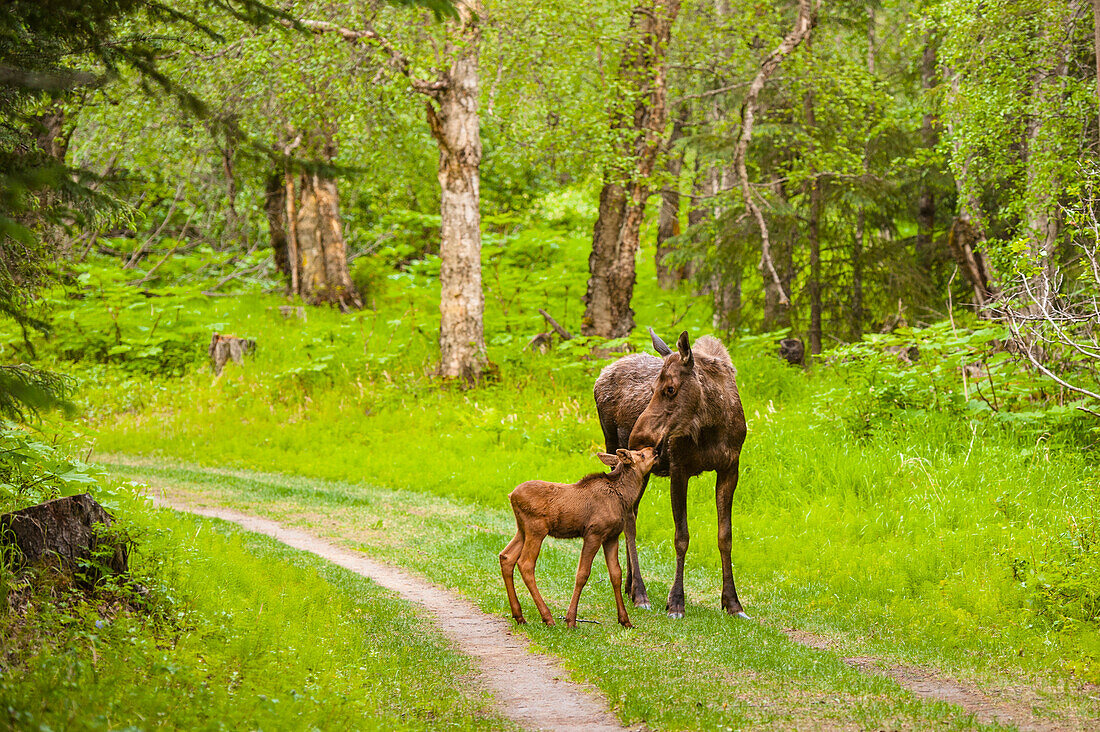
209,333,256,375
0,494,128,576
538,309,573,340
526,332,553,354
584,342,634,361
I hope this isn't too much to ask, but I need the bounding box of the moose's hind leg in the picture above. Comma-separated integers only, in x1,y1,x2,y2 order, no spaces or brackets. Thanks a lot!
623,484,651,609
499,530,526,624
603,536,632,628
565,534,602,629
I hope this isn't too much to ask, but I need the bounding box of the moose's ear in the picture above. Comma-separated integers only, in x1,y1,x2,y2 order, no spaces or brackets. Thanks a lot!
615,448,634,465
677,331,694,370
650,327,672,357
597,452,620,467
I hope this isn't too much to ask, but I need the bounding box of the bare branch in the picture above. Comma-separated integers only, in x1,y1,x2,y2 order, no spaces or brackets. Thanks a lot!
992,167,1100,405
733,0,818,306
283,18,445,96
1010,321,1100,400
669,80,752,106
538,309,573,340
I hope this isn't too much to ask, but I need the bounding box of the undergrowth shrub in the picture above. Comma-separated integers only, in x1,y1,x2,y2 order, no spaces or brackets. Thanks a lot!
44,282,211,376
1007,514,1100,683
350,256,390,309
823,321,1099,443
1010,514,1100,625
0,425,110,511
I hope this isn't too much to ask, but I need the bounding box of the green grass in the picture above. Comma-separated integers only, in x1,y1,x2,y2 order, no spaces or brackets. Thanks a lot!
80,311,1100,681
1,504,509,731
102,456,1099,730
11,216,1100,727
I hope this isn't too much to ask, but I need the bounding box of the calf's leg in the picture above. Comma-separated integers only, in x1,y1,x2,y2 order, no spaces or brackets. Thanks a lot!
565,534,603,629
517,529,554,625
601,421,649,609
603,536,632,628
667,469,690,618
499,529,526,624
716,463,749,618
624,475,651,609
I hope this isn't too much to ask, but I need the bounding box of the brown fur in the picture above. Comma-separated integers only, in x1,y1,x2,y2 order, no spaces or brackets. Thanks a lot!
593,330,749,618
499,447,658,628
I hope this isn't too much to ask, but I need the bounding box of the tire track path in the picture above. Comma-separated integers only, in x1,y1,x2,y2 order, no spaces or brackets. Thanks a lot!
155,497,629,732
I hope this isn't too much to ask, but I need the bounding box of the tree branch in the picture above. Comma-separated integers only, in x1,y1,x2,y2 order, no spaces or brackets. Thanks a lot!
283,18,445,96
733,0,817,306
669,80,752,106
538,309,573,340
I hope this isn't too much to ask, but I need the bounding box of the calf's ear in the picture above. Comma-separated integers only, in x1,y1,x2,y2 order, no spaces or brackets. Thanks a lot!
677,331,694,370
597,453,620,467
615,448,634,465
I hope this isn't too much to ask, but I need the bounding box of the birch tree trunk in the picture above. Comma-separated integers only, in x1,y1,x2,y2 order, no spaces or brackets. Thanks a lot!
291,7,489,383
733,0,817,308
425,0,487,383
655,106,688,289
583,0,681,338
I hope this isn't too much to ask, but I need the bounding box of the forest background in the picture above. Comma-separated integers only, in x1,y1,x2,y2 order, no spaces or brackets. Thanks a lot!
2,0,1100,728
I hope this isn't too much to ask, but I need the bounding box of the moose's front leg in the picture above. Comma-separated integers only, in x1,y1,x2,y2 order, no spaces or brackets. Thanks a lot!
666,468,690,618
716,462,749,618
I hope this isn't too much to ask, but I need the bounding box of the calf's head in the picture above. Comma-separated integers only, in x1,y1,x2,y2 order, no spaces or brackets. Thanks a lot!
598,447,659,477
629,330,702,452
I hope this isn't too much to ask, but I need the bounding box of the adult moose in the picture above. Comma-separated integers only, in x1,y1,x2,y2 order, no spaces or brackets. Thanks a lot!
593,329,748,618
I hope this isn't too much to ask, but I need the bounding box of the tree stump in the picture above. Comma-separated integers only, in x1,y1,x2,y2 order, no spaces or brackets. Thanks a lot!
778,338,805,366
885,345,921,363
209,333,256,375
277,305,306,321
0,494,128,576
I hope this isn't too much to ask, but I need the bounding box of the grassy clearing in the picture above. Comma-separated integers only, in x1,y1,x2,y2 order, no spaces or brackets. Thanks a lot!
13,208,1100,726
1,502,509,731
104,456,1100,730
81,306,1100,686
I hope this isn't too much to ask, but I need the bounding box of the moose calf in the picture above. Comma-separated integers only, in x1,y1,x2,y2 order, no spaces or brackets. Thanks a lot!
499,447,658,629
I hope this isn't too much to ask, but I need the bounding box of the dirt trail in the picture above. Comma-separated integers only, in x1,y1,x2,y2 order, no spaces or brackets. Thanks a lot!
784,629,1096,732
155,497,629,732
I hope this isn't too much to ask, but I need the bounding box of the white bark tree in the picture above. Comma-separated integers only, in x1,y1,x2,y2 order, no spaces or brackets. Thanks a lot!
296,1,488,383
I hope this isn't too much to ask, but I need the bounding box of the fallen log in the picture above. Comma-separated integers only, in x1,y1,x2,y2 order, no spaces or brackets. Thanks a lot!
526,309,573,354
